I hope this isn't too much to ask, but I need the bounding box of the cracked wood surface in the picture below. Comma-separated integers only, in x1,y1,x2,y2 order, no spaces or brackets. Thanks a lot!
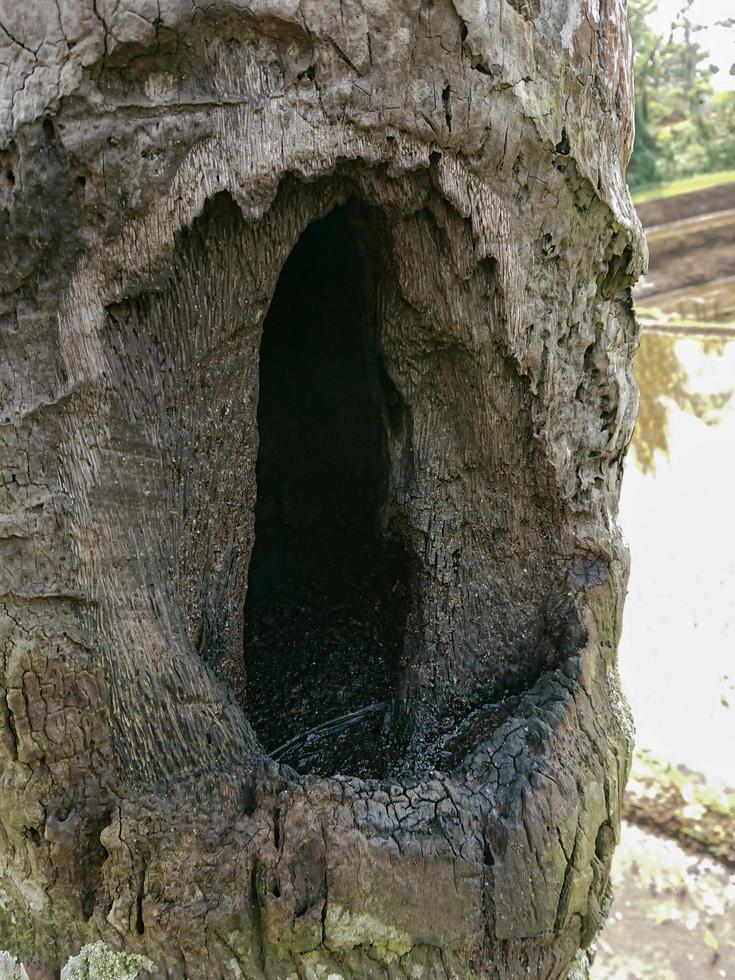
0,1,643,976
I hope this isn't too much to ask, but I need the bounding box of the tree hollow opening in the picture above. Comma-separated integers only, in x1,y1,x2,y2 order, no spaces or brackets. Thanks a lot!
244,201,410,779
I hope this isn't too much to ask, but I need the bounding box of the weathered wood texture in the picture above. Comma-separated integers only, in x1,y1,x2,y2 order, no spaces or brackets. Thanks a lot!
0,1,645,976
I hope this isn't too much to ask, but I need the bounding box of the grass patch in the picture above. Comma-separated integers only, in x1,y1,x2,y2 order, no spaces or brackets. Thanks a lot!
637,309,735,334
631,170,735,205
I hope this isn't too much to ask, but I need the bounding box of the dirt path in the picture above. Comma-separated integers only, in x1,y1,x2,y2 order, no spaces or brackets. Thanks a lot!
636,182,735,228
634,180,735,326
636,209,735,300
646,207,735,238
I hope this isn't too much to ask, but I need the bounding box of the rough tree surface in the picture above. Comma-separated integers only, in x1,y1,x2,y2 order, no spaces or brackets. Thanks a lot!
0,0,645,977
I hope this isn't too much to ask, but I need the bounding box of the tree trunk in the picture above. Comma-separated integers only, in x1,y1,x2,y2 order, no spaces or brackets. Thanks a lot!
0,1,645,977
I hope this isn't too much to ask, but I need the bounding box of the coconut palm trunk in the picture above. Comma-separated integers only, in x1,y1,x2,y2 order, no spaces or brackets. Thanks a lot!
0,1,644,976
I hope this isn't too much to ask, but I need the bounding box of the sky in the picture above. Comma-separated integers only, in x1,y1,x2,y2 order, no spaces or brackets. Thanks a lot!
648,0,735,91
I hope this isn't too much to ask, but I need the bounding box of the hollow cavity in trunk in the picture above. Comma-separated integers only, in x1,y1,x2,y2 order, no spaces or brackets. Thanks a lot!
244,202,409,778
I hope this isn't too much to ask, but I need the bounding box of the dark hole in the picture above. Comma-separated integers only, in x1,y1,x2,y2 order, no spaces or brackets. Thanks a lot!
6,169,14,185
555,128,570,155
23,826,41,845
135,883,145,935
243,201,410,779
442,84,452,131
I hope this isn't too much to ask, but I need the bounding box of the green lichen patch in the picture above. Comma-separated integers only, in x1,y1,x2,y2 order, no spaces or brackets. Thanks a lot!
323,905,413,960
60,943,155,980
0,951,29,980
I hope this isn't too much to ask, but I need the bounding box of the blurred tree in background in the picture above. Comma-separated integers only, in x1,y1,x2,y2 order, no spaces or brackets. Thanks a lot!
628,0,735,190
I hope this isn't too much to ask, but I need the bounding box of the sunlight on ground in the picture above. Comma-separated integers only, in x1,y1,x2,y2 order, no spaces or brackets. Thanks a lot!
619,333,735,785
593,331,735,979
594,823,735,979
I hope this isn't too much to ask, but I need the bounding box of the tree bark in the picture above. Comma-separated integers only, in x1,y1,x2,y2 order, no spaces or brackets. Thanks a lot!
0,1,645,977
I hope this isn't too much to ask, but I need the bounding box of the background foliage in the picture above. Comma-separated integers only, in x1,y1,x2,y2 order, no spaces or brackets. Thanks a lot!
628,0,735,191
